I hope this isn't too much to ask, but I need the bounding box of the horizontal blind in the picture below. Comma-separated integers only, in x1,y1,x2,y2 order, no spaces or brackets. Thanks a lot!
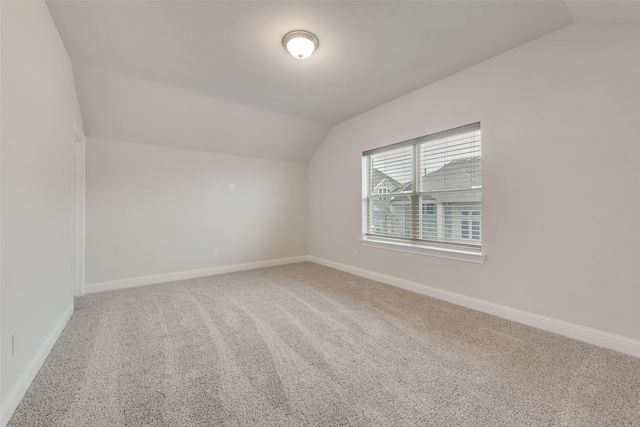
362,123,481,250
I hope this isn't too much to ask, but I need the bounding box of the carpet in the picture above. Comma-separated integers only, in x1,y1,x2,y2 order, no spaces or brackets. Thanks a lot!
8,262,640,426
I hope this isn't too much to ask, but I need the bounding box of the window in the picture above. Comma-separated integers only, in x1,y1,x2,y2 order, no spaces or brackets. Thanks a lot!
422,202,437,238
444,205,453,240
373,218,382,234
461,211,481,241
362,123,482,258
377,186,390,201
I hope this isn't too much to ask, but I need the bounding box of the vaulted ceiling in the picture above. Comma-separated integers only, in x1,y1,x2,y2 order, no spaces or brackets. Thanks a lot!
46,1,640,162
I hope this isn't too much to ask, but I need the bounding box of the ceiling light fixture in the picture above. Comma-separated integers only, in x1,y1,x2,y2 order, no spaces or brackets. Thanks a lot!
282,30,319,59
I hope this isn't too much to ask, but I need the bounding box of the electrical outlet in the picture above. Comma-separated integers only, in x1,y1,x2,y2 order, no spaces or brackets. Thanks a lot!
211,250,217,258
12,332,18,357
229,183,235,191
211,182,218,190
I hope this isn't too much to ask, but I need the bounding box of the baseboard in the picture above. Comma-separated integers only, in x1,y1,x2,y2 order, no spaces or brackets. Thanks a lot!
308,256,640,358
1,303,74,427
85,255,311,294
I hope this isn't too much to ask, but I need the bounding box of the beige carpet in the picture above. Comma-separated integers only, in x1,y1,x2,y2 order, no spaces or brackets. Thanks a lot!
9,262,640,426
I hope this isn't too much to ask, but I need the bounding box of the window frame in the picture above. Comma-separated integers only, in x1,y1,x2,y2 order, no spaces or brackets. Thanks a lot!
361,123,485,264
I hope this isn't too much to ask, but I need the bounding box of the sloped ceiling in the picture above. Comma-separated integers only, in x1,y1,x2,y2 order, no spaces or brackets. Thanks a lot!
72,64,331,163
47,1,586,162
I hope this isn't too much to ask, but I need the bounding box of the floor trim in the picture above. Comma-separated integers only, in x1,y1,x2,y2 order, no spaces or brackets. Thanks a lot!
1,304,74,427
85,256,310,294
308,256,640,358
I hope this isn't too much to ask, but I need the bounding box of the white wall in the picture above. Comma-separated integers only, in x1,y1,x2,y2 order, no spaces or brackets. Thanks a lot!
1,1,84,423
85,138,308,287
309,23,640,342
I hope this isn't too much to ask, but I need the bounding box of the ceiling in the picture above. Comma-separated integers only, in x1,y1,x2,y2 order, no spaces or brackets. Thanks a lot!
45,1,639,162
566,1,640,25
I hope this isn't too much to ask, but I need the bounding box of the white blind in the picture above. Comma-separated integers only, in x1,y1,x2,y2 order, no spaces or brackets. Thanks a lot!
362,123,482,251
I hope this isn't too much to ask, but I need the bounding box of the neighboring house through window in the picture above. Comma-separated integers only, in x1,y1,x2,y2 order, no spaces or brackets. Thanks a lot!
361,123,482,257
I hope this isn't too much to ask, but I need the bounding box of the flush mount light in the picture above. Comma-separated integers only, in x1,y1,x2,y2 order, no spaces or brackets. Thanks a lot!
282,30,319,59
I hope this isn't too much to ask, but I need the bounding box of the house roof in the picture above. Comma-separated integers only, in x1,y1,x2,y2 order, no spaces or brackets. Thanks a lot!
399,182,413,193
421,157,482,192
370,168,403,214
370,168,402,190
424,156,481,204
380,156,482,204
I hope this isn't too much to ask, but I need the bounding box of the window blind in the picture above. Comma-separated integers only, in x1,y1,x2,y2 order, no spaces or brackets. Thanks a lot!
362,123,482,252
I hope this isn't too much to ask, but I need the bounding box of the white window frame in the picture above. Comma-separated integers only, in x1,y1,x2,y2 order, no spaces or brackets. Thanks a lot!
361,123,485,263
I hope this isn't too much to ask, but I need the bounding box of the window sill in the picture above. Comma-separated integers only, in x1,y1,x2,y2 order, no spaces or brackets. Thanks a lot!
360,237,486,264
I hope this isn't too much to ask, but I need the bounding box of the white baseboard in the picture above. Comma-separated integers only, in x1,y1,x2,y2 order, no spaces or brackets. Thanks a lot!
1,304,74,427
308,256,640,358
85,256,310,294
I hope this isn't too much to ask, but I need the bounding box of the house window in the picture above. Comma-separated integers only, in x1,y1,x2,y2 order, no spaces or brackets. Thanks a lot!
444,205,453,240
462,211,470,239
373,218,382,234
377,187,390,201
362,123,482,257
461,211,481,240
422,202,437,239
